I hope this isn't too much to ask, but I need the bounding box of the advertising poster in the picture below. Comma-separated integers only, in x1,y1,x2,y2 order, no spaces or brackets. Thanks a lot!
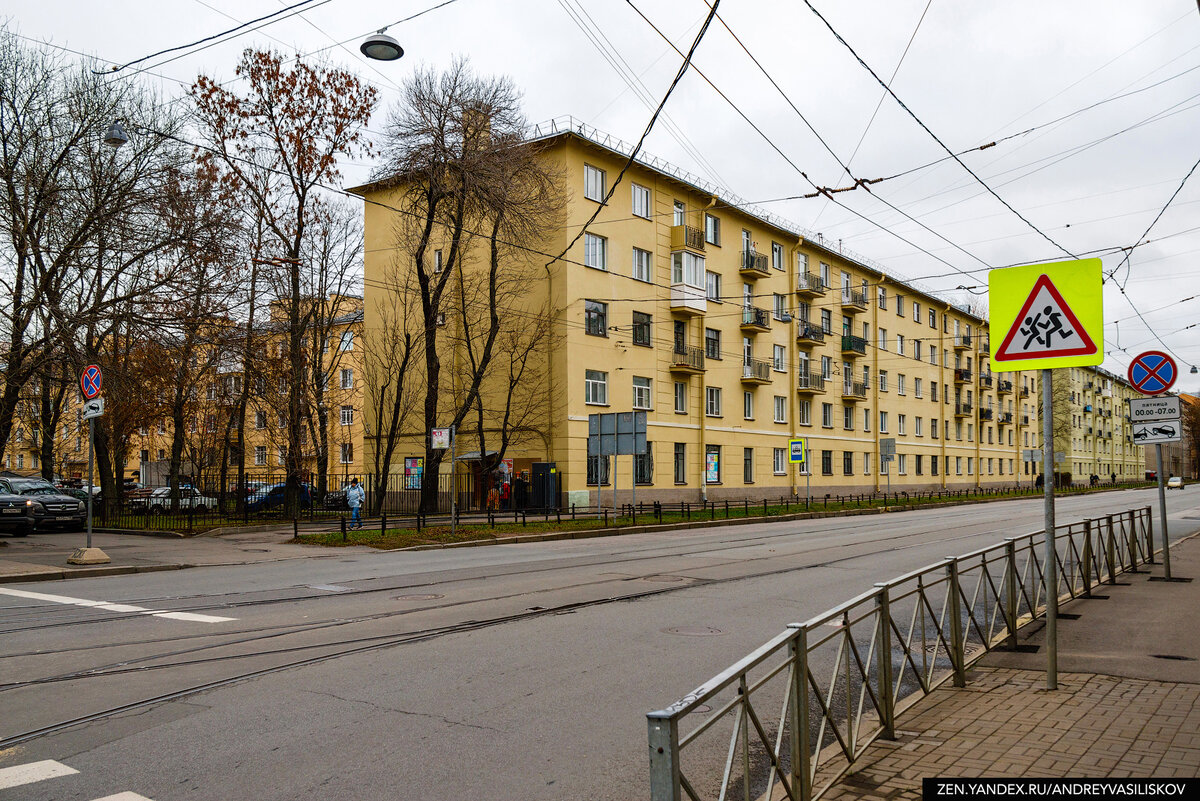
404,457,424,490
705,451,720,484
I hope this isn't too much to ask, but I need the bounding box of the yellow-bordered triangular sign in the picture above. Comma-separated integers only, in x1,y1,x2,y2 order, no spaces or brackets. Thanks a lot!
994,274,1098,361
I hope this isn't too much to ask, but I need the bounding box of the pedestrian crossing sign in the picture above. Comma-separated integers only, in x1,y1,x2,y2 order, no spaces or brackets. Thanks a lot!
989,259,1103,372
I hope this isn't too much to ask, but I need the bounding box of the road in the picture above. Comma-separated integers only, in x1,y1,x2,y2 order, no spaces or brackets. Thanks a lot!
1,487,1196,801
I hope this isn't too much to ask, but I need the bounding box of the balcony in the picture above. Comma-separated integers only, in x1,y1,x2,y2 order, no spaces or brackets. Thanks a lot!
979,374,993,389
1020,386,1030,398
670,224,704,253
739,249,770,278
669,344,705,374
954,368,972,383
997,379,1013,395
954,402,972,417
842,380,868,401
1022,414,1030,425
840,288,868,312
954,334,971,350
998,411,1014,425
796,272,826,297
796,321,826,346
741,357,772,385
841,334,867,356
740,306,771,332
1084,404,1093,412
670,282,706,316
979,408,994,421
797,371,826,393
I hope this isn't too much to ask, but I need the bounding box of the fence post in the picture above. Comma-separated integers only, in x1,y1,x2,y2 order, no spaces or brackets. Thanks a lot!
1004,538,1019,647
1124,509,1140,570
381,512,387,535
293,517,298,540
604,509,608,527
1106,515,1117,584
946,558,966,687
1082,521,1093,597
725,499,729,518
341,517,346,543
647,713,681,801
1146,504,1156,563
875,585,896,740
787,624,811,801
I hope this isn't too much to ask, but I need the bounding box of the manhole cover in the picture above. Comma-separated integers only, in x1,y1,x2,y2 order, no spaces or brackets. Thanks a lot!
393,593,444,601
664,626,724,636
643,575,687,583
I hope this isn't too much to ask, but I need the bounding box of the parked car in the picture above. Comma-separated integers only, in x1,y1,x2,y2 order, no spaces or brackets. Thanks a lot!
323,483,360,511
246,483,312,514
1167,476,1185,490
0,478,83,531
0,492,42,536
130,487,218,514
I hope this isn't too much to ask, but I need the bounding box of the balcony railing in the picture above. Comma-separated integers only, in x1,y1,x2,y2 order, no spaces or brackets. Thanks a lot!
841,334,867,355
842,380,868,400
796,321,826,344
980,374,993,388
1022,414,1030,425
740,249,770,277
955,402,973,416
670,344,705,372
954,334,971,349
741,306,771,331
997,379,1013,394
797,371,826,392
954,368,972,383
1020,387,1030,398
742,357,772,383
999,412,1014,425
796,272,826,295
841,288,868,310
979,408,994,421
670,224,705,252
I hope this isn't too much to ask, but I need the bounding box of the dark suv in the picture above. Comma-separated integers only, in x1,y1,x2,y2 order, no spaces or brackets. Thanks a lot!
0,491,42,536
0,478,86,531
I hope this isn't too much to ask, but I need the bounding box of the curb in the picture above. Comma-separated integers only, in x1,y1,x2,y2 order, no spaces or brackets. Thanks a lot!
0,562,190,584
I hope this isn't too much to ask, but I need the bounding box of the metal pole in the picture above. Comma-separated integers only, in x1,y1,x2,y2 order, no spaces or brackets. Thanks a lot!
1156,443,1172,579
86,417,94,549
1041,368,1057,690
450,425,456,540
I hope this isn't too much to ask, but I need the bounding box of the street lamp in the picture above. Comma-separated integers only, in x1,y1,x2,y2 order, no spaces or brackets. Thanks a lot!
360,31,404,61
104,120,129,149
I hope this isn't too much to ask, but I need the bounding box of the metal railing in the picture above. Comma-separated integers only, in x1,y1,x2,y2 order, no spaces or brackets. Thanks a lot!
742,306,771,329
798,372,826,392
743,357,772,382
954,368,972,382
840,289,867,309
842,380,868,399
797,321,825,343
672,344,705,372
648,507,1155,801
797,273,826,294
742,249,770,276
840,335,866,355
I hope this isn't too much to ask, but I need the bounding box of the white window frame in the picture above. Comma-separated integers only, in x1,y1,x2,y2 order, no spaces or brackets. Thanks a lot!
706,386,722,417
584,232,608,271
584,164,606,202
774,395,786,424
340,368,354,389
631,183,650,218
632,376,652,410
632,247,652,282
743,390,753,420
340,405,354,426
674,381,687,414
585,370,609,405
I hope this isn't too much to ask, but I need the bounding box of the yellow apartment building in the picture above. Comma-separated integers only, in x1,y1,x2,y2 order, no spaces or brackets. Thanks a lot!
358,118,1042,507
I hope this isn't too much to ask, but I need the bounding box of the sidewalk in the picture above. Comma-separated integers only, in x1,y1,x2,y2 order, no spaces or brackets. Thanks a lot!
823,535,1200,799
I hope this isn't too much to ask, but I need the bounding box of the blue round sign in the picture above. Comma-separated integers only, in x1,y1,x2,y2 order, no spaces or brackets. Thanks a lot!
1128,351,1176,396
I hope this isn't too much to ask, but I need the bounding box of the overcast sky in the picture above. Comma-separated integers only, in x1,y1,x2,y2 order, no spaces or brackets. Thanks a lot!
4,0,1199,386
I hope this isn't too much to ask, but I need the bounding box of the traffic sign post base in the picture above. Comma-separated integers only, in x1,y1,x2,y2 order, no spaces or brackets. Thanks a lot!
67,547,110,565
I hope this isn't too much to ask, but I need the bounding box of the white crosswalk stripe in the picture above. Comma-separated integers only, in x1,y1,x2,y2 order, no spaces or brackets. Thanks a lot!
0,587,235,623
0,759,154,799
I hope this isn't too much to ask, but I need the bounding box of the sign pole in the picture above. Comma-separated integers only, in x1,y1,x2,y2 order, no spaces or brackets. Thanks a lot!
1156,443,1172,579
450,425,456,539
86,416,95,549
1042,368,1057,690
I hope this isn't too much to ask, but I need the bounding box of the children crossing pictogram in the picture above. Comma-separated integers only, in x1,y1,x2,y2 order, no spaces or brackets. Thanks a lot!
994,274,1098,362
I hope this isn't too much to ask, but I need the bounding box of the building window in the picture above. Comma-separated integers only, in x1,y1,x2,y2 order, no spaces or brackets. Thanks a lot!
743,390,754,420
879,370,889,392
773,293,787,320
674,381,687,413
585,300,607,336
774,395,786,424
584,233,607,270
843,451,853,476
255,411,267,429
772,242,784,270
674,443,686,483
915,417,923,437
821,450,833,476
898,414,906,435
633,376,652,410
878,286,887,309
897,334,905,356
916,454,924,475
632,311,651,346
864,408,871,432
773,448,786,475
879,328,888,350
864,452,872,475
704,213,720,245
340,405,354,426
744,448,754,483
337,442,352,464
799,400,811,426
584,164,606,202
929,309,937,328
880,411,889,433
915,378,923,398
706,444,721,483
898,454,907,475
673,200,685,226
672,250,704,286
821,356,832,379
931,455,939,475
339,331,354,352
822,402,833,428
931,382,939,402
635,443,653,485
632,247,652,283
585,370,608,405
844,405,854,430
254,446,267,466
705,270,722,301
705,328,721,360
773,344,785,372
897,374,906,395
278,447,286,466
914,301,921,322
706,386,722,417
340,369,354,389
631,183,650,218
434,249,443,273
588,455,610,486
956,456,963,475
820,309,832,334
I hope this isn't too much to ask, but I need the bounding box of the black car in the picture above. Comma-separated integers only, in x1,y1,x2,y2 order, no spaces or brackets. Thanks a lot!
0,492,42,536
0,478,86,531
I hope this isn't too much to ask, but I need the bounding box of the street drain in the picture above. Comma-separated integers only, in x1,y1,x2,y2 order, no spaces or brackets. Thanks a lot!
393,593,444,601
643,575,687,583
664,626,724,636
1151,654,1197,661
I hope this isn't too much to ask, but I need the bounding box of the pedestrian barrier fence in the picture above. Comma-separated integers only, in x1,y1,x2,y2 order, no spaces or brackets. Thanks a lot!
647,506,1155,801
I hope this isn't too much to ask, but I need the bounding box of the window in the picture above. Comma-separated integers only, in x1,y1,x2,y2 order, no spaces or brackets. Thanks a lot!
340,443,354,464
799,399,812,426
584,233,607,270
584,164,606,202
674,442,686,483
931,382,939,402
340,405,354,426
774,448,786,474
914,301,921,323
773,293,787,320
674,382,687,413
705,328,721,360
774,395,786,423
821,450,833,476
772,242,784,271
898,454,907,475
339,331,354,352
914,378,923,398
878,286,887,309
915,340,923,361
585,370,608,405
255,411,267,430
897,334,905,356
631,183,650,218
929,308,937,328
843,405,854,430
819,262,830,287
822,402,833,428
673,200,685,226
843,451,853,476
588,455,610,485
864,452,872,475
632,311,651,346
340,369,354,389
743,391,753,420
916,417,923,437
897,374,906,395
255,445,266,466
706,445,721,483
821,356,832,379
879,411,889,433
898,414,906,435
896,295,904,317
916,455,924,475
706,386,722,416
705,270,722,301
704,213,720,245
956,456,963,475
434,249,443,273
632,247,652,283
585,300,607,336
278,447,286,466
672,251,703,286
931,455,939,475
278,412,287,428
636,443,653,485
967,457,974,475
744,448,754,483
820,309,832,334
879,370,889,392
773,344,785,372
878,328,888,350
864,408,871,432
632,376,652,410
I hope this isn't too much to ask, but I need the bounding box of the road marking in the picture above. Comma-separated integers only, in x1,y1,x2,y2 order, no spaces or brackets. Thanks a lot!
0,588,235,623
0,759,78,789
92,793,154,801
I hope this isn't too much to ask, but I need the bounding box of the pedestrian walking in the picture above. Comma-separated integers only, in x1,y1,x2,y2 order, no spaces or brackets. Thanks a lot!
500,480,511,511
347,477,365,529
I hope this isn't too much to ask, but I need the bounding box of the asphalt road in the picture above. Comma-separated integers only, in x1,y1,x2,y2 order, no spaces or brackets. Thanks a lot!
1,487,1196,801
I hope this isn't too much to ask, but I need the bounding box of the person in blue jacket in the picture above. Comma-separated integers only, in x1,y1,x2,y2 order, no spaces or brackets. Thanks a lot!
347,477,365,529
